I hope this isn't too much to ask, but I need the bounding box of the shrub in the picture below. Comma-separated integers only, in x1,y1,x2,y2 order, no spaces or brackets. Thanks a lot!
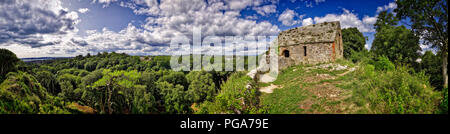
374,56,395,71
352,64,441,114
439,87,448,114
348,50,373,63
363,64,376,79
197,72,266,114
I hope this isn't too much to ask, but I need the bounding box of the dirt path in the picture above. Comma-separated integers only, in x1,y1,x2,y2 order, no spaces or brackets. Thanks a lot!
300,81,355,114
338,66,357,76
298,66,358,114
259,84,280,93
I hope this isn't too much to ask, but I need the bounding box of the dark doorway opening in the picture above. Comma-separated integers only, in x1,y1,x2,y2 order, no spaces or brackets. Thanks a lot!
283,50,290,57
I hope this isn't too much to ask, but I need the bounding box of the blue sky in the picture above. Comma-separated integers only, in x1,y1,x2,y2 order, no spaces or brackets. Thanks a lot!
0,0,399,58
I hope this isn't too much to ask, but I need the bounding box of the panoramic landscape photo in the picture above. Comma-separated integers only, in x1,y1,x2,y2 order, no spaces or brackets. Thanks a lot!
0,0,447,114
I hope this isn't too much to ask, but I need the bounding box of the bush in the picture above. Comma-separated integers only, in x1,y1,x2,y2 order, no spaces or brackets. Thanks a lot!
197,72,266,114
419,51,444,90
374,56,395,71
352,64,441,114
439,87,448,114
363,64,376,79
348,49,373,63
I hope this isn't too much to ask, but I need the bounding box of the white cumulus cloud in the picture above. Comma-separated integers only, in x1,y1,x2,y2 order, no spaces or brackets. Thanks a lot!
253,4,277,16
301,17,313,26
278,9,301,26
78,8,89,13
313,9,376,32
376,2,397,13
92,0,118,7
0,0,80,48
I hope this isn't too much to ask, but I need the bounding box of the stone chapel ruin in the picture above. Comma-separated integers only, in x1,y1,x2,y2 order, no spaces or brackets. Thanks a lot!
277,21,344,69
247,21,344,83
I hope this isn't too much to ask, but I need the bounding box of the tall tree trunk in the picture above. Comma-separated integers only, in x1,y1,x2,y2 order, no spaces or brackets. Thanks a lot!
443,52,448,88
101,90,105,113
107,82,112,114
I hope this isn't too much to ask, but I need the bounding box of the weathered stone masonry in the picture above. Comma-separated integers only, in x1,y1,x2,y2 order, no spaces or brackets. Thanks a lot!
277,21,343,69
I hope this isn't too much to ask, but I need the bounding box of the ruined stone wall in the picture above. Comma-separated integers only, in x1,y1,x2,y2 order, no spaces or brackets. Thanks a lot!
276,21,344,69
335,28,344,59
278,43,333,69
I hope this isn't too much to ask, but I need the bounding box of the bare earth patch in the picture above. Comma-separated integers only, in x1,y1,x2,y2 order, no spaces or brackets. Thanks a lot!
300,81,356,114
303,73,336,83
297,65,359,113
259,84,281,93
303,66,357,83
298,98,314,110
305,82,346,101
261,63,361,114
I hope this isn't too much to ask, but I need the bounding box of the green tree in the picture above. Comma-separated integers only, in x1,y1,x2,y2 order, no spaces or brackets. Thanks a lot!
84,61,97,72
420,51,443,89
81,70,104,86
157,81,190,114
0,49,20,82
374,11,399,32
158,71,188,89
140,71,160,102
96,60,108,69
374,56,395,71
341,27,367,59
0,72,69,114
197,72,265,114
57,73,82,102
35,71,60,95
80,70,105,109
57,68,89,77
371,11,421,65
131,85,156,114
395,0,448,88
87,70,155,114
186,71,217,103
90,69,130,114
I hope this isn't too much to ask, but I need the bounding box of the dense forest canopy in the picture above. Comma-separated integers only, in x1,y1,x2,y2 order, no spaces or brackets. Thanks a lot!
1,49,265,114
0,0,448,114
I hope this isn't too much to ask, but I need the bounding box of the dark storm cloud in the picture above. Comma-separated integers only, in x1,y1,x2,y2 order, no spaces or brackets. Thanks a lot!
0,31,55,48
71,38,89,46
0,0,77,47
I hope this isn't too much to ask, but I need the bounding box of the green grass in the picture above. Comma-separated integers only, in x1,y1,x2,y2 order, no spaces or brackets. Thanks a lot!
259,58,443,114
260,84,309,114
260,61,355,114
272,65,306,85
